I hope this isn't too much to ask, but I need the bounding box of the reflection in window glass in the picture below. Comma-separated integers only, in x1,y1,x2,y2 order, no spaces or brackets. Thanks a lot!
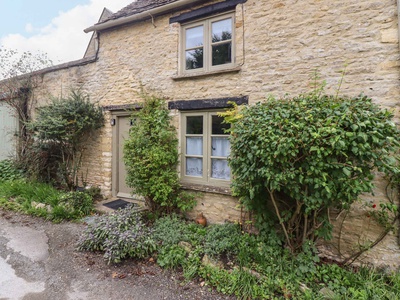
212,43,232,66
186,49,204,70
211,159,230,179
212,115,230,134
187,116,203,134
186,158,203,176
212,137,230,157
186,25,204,48
187,137,203,155
212,19,232,42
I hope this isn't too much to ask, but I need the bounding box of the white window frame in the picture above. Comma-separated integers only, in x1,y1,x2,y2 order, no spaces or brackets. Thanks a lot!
181,110,231,187
180,12,235,75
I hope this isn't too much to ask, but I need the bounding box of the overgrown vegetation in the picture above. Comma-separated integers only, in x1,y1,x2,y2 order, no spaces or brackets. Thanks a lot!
28,90,104,188
78,212,400,299
0,160,95,222
124,95,196,214
221,92,400,253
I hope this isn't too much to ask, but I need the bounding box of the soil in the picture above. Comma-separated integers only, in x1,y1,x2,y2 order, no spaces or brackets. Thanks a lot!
0,209,236,300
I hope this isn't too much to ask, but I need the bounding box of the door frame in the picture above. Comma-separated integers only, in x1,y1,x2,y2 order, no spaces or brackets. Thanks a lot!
111,110,133,198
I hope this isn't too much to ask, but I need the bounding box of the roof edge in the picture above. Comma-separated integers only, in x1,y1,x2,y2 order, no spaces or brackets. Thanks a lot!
84,0,202,33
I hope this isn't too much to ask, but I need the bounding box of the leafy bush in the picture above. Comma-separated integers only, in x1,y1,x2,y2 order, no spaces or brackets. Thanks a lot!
223,93,400,252
124,95,196,214
77,205,156,263
204,223,242,258
0,160,24,182
153,214,207,247
28,90,104,189
157,245,187,269
58,191,94,217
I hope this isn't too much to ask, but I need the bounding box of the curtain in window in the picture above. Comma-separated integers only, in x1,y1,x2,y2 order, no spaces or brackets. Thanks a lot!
186,158,202,176
211,159,230,179
186,137,203,155
211,137,230,157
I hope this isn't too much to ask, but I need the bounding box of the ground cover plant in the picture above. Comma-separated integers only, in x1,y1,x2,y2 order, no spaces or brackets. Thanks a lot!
0,160,95,222
78,211,400,299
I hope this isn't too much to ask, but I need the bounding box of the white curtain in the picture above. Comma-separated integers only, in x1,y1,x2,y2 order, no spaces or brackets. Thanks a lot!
187,137,203,155
186,158,202,177
211,159,230,179
211,137,230,157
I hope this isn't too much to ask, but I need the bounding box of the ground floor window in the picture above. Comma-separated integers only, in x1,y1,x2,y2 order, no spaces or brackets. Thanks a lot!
181,111,230,186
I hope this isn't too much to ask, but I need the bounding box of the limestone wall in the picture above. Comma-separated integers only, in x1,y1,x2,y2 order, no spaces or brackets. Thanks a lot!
31,0,400,267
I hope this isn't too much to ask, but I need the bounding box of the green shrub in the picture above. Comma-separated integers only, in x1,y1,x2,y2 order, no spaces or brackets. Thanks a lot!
77,205,156,263
58,191,93,217
223,93,400,252
124,95,196,214
28,90,104,189
203,223,242,258
157,245,187,269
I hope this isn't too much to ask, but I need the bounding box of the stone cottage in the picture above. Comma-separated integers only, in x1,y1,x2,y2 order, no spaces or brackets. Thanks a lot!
5,0,400,267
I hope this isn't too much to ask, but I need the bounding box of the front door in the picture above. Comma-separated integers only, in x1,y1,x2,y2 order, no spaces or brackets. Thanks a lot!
113,114,133,198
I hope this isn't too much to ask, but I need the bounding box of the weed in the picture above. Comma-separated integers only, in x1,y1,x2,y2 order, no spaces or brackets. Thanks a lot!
0,160,24,181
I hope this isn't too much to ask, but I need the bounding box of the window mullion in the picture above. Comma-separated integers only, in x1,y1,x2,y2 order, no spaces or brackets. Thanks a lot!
204,112,209,181
205,20,210,72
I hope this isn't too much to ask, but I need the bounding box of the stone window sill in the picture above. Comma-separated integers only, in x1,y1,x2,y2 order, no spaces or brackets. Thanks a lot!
172,66,241,81
181,182,232,195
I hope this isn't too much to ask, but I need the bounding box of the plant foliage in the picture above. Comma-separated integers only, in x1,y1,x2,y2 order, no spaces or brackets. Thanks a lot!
0,179,94,222
124,95,195,213
0,160,24,182
77,205,156,263
29,90,104,188
223,93,400,251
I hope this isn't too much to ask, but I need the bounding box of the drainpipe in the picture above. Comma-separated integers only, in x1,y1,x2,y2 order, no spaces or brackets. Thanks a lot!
84,0,202,33
398,0,400,48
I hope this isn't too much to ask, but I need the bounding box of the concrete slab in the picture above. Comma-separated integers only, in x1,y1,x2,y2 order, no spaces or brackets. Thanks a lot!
0,256,45,299
4,226,49,262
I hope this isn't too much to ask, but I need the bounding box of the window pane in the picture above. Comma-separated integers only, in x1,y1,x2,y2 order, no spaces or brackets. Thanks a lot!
186,25,204,48
212,137,230,157
187,137,203,155
187,116,203,134
186,158,203,177
211,159,230,179
212,115,230,134
212,42,232,66
212,18,232,42
186,49,204,70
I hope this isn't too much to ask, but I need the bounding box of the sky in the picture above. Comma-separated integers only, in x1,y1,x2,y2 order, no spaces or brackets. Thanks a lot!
0,0,134,65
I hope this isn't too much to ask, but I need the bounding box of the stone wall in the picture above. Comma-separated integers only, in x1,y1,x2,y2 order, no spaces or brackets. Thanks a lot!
31,0,400,267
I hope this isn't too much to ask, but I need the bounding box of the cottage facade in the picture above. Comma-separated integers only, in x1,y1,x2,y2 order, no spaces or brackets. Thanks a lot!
19,0,400,267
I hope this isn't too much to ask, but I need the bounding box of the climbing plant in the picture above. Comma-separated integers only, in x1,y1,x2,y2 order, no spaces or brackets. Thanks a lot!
124,95,195,214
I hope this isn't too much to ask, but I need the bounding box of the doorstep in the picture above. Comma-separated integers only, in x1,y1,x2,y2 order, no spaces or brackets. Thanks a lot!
94,197,147,214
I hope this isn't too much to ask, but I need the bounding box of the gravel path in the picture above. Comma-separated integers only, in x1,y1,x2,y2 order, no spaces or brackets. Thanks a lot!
0,210,235,300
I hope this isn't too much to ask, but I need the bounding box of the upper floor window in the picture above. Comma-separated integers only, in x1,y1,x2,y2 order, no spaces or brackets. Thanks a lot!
181,13,235,74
